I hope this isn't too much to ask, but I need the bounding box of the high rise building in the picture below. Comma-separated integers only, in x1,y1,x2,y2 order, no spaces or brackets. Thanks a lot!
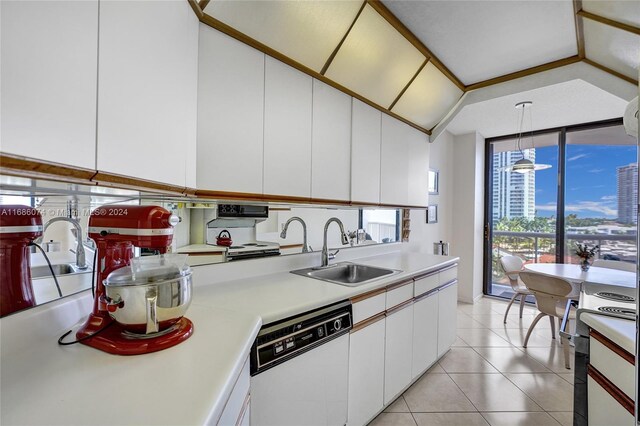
492,149,536,221
617,163,638,224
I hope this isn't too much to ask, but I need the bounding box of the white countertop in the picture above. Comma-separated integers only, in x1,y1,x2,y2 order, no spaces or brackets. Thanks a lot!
1,249,457,425
580,312,636,355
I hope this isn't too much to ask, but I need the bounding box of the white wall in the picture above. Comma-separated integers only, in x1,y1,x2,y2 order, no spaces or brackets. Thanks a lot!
404,130,454,255
451,132,485,303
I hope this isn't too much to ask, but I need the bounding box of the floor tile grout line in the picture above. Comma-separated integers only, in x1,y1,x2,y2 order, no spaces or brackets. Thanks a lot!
443,369,483,414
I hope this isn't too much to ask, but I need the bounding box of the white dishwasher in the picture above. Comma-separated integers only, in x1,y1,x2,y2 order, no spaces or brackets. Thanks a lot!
250,300,352,426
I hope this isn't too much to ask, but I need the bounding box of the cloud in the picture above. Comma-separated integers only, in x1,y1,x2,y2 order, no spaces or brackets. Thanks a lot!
535,204,557,211
601,195,617,201
568,154,588,162
589,168,604,173
535,201,617,217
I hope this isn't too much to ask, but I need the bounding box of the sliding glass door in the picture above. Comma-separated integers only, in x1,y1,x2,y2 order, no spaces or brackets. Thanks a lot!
483,119,637,298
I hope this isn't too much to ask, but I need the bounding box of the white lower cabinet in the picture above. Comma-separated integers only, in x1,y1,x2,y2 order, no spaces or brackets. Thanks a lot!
437,281,458,357
384,302,414,405
412,291,439,379
217,357,250,426
348,317,386,426
588,376,635,426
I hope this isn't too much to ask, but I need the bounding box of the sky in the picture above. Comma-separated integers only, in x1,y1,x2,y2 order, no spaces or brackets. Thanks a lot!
533,143,637,219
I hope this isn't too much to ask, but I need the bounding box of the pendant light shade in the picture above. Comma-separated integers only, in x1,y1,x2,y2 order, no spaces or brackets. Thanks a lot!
503,101,552,173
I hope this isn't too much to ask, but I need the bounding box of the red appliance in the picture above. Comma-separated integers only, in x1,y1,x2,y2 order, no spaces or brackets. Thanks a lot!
0,205,43,317
76,205,193,355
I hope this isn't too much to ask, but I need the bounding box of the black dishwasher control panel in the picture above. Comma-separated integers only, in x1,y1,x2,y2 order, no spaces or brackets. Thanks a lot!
250,300,352,375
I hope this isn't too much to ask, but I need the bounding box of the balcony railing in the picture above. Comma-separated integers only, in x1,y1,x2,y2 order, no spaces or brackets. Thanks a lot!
492,230,637,263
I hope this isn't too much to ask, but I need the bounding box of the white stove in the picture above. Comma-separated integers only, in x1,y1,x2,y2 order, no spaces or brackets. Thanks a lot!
576,281,636,336
206,225,280,261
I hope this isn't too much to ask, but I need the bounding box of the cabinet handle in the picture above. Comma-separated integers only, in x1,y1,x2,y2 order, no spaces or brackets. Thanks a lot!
438,280,457,291
351,312,386,333
588,365,635,415
386,299,413,315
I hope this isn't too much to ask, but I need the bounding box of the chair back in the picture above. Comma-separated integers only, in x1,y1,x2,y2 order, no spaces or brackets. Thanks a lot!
592,259,636,273
499,255,524,288
519,271,573,317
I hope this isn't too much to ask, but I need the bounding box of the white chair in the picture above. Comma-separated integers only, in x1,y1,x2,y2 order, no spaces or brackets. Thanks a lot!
499,255,532,323
592,259,636,273
519,271,576,369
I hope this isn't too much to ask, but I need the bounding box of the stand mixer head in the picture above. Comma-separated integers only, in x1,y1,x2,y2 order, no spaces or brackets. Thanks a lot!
76,205,193,355
0,205,43,317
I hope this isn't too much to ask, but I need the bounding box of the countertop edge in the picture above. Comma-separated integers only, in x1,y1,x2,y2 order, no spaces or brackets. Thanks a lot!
580,312,636,355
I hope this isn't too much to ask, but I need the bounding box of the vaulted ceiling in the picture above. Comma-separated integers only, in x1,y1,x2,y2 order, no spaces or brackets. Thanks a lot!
189,0,639,135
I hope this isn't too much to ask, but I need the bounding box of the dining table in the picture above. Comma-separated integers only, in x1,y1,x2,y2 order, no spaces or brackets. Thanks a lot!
523,263,636,289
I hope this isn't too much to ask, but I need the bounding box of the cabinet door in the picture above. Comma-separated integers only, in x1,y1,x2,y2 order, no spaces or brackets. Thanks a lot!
311,80,351,201
351,99,381,204
407,127,430,207
97,0,198,187
588,376,635,426
437,281,458,356
380,115,409,206
384,303,414,404
1,0,98,169
263,57,312,198
348,318,385,426
412,291,439,379
197,26,264,194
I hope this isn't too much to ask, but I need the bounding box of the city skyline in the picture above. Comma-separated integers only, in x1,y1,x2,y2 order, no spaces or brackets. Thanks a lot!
491,144,637,222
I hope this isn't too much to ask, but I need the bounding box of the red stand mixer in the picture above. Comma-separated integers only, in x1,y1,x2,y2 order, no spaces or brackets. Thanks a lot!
77,205,194,355
0,205,43,317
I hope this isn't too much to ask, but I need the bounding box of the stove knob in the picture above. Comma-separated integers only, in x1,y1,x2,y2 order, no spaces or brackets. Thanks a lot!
334,319,342,331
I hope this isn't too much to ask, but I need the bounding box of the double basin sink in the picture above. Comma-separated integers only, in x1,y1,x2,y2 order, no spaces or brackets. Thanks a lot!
292,262,400,287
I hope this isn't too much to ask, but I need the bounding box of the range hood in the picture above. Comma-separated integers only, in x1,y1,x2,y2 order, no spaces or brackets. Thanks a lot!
205,204,269,229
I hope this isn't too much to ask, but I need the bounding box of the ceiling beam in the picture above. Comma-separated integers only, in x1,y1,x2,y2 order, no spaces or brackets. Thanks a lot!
465,56,582,91
573,0,585,58
366,0,466,92
577,9,640,36
320,0,367,75
389,59,429,110
583,58,639,86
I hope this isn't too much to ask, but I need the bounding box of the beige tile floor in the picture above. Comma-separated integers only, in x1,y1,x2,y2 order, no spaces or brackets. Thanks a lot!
369,297,574,426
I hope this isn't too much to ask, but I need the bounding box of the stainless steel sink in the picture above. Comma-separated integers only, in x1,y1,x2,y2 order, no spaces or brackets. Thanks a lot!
291,262,400,287
31,263,89,279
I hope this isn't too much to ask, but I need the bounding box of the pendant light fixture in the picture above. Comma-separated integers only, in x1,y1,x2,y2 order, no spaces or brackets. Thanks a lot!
504,101,552,174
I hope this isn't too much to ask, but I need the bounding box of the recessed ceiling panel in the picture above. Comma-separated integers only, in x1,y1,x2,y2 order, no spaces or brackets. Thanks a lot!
382,0,577,85
391,63,463,129
324,4,425,107
204,0,362,72
584,19,640,80
582,1,640,28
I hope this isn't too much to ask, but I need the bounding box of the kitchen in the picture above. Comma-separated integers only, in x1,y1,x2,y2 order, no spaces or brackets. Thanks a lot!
0,1,638,426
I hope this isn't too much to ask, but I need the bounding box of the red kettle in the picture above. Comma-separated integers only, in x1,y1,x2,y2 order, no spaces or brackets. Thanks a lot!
216,230,233,247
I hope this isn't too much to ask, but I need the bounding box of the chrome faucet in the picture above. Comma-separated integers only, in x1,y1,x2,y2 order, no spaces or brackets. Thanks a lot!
280,216,311,253
321,217,349,267
38,217,87,269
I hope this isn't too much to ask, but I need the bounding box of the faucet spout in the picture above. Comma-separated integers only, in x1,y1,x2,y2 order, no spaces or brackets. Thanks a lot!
321,217,349,267
39,217,87,269
280,216,310,253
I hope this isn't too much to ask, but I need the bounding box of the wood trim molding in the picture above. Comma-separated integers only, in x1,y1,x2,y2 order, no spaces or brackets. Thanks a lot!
198,10,430,135
386,298,413,315
0,154,97,182
92,171,187,195
187,0,204,19
386,278,413,291
320,0,367,75
573,0,585,58
198,0,210,13
577,9,640,36
365,0,465,92
588,365,635,415
465,55,582,91
280,243,304,250
590,329,635,365
350,287,387,304
583,58,639,85
389,59,429,110
352,312,386,332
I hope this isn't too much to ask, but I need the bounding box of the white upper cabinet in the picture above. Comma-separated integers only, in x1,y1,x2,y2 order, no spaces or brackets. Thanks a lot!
311,80,351,201
263,57,313,198
407,126,430,207
380,115,429,207
1,1,98,170
380,115,409,205
351,100,381,204
197,26,265,194
97,0,198,187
